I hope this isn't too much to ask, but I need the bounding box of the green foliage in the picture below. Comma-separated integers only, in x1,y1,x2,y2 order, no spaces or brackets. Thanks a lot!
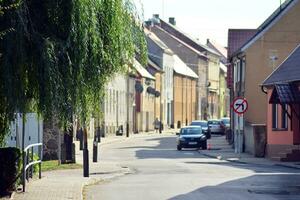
0,0,147,144
0,147,22,196
0,0,19,39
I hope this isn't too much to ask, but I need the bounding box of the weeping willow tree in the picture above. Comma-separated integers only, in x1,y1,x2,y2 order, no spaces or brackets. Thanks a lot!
0,0,147,145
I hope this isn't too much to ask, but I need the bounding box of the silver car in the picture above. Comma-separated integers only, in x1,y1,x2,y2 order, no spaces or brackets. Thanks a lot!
190,120,211,139
208,119,225,134
221,117,230,130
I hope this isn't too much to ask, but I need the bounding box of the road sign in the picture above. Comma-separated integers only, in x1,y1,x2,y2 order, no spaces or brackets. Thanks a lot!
231,97,248,115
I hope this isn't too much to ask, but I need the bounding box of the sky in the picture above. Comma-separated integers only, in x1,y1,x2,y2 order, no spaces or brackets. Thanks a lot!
133,0,283,47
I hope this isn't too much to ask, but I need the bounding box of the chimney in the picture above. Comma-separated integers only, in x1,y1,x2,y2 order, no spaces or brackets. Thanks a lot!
144,20,153,30
152,14,160,25
153,14,159,19
169,17,176,26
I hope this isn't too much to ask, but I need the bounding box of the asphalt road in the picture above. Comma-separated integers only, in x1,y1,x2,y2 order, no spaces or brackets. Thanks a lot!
85,134,300,200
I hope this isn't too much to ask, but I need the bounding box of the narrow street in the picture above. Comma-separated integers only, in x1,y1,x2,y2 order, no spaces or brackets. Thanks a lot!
85,134,300,200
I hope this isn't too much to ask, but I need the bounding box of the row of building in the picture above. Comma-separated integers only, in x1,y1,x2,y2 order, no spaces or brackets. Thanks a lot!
102,15,230,135
5,15,230,160
228,0,300,161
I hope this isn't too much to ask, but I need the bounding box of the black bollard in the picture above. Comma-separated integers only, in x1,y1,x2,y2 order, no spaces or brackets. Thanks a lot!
79,128,83,150
126,123,129,137
83,148,89,177
83,128,89,177
159,122,162,134
93,140,98,162
96,127,101,143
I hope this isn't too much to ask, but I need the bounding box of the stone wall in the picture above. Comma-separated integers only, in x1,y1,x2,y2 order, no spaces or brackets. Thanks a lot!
42,119,63,161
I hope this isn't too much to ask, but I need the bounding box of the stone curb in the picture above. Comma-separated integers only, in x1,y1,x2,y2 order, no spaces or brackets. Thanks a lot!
81,167,132,200
200,151,300,170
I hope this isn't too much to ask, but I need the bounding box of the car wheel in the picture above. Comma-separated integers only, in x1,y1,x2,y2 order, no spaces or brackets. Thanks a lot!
202,141,207,150
177,145,182,151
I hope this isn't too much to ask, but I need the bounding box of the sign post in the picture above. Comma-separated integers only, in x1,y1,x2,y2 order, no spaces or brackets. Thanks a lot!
231,97,248,154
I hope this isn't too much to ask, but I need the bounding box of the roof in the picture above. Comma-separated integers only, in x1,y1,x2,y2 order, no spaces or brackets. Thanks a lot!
148,58,164,73
145,29,173,55
239,0,297,53
262,44,300,86
134,59,155,80
158,18,221,57
227,29,257,58
151,26,207,58
207,39,227,59
269,83,300,104
173,55,198,79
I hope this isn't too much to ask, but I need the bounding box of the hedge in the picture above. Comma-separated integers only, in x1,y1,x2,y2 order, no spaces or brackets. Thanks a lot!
0,147,22,196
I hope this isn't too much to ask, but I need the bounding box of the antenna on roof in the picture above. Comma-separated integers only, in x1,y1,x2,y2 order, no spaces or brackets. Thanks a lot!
280,0,282,10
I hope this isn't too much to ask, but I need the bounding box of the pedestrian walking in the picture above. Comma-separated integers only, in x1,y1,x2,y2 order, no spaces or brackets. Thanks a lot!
154,118,160,133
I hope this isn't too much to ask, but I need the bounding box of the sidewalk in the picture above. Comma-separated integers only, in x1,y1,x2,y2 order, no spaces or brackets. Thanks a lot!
11,130,174,200
201,135,300,169
11,133,134,200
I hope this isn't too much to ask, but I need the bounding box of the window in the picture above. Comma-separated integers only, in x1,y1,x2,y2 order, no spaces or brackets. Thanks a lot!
272,104,278,129
241,58,245,83
236,60,240,82
281,104,288,129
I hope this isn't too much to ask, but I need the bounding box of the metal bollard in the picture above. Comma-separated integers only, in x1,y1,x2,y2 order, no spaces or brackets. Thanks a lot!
83,128,89,177
126,123,129,137
83,148,89,177
93,140,98,162
96,127,101,143
79,128,83,150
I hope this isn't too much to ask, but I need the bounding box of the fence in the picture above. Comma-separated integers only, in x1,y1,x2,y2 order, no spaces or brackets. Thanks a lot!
22,143,42,192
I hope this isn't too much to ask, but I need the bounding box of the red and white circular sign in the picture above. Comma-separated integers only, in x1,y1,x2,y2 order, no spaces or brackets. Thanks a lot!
231,97,248,115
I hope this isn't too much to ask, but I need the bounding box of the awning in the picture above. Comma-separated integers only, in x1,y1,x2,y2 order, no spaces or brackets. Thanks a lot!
269,83,300,104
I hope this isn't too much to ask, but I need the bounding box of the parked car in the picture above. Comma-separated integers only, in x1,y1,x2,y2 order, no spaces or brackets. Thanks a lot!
220,117,230,130
176,126,207,150
208,119,225,134
190,120,211,139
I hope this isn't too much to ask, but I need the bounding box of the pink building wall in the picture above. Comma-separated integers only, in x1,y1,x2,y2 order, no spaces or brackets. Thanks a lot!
267,89,294,145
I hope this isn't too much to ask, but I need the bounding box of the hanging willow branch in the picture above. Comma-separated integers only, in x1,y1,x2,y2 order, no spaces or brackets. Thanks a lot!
0,0,147,145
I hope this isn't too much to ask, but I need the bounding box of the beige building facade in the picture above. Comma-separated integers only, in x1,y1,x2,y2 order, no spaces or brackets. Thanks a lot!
230,0,300,154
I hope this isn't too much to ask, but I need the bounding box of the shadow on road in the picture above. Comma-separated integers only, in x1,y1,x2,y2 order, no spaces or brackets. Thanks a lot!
119,136,205,159
169,174,300,200
117,136,300,174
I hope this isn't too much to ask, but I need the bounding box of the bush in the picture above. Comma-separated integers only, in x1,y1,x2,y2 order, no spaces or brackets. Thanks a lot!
0,147,22,196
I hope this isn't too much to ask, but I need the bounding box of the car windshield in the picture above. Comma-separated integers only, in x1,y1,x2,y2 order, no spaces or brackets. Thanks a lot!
222,119,230,124
180,127,202,135
190,121,208,127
